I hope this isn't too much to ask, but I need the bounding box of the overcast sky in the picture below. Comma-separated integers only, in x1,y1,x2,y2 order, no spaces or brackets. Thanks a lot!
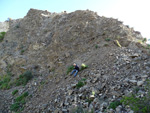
0,0,150,39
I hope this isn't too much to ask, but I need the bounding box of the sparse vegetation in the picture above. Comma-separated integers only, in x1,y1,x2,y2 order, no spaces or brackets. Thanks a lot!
121,80,150,113
20,49,25,55
142,38,147,43
0,64,13,89
0,32,6,42
0,70,33,90
66,65,74,74
15,71,33,86
12,89,18,95
76,78,86,89
105,38,111,41
0,74,11,89
95,45,98,49
10,92,28,112
109,101,121,110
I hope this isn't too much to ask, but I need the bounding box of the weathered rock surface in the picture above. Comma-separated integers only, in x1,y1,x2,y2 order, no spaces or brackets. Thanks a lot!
0,9,149,113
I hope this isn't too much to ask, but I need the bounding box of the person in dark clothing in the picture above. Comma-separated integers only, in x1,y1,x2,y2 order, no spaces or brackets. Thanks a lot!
70,63,79,77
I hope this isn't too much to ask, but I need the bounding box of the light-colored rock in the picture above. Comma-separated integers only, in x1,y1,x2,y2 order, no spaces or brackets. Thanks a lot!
137,81,144,86
116,105,122,113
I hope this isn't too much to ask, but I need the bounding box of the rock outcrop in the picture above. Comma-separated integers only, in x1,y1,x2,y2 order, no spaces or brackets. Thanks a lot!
0,8,149,113
0,21,9,32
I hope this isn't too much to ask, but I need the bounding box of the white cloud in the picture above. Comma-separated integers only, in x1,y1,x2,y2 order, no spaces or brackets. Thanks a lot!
98,0,150,38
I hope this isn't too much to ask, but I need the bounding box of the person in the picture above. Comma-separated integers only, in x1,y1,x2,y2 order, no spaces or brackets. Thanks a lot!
70,63,79,77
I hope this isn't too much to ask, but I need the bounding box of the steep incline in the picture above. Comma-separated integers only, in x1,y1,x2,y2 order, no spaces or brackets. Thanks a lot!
0,9,149,113
0,9,143,76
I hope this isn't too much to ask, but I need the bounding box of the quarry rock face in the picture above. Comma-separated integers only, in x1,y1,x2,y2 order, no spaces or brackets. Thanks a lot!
0,21,9,32
0,9,149,113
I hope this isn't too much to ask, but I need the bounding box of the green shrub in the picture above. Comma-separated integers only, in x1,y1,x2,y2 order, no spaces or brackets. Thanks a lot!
121,80,150,113
0,82,11,89
0,74,11,89
105,38,111,41
67,65,74,74
81,78,86,81
142,38,147,43
20,50,25,54
109,101,121,110
0,71,33,89
10,92,28,112
15,92,28,102
0,32,6,42
95,45,98,49
10,102,21,112
15,71,33,86
12,89,18,95
76,79,86,89
76,81,84,88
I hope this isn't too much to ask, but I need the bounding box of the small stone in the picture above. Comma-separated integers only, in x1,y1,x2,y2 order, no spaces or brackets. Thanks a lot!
62,109,67,112
34,82,37,85
137,81,144,86
78,93,82,97
128,110,134,113
89,95,95,100
116,105,122,113
68,90,73,95
71,84,76,88
107,108,114,113
54,99,57,103
54,109,59,113
141,75,148,78
83,102,89,108
64,102,69,106
42,104,48,109
92,77,99,83
65,52,70,57
129,80,137,85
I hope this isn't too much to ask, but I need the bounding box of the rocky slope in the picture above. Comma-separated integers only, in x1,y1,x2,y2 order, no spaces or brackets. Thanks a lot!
0,9,150,113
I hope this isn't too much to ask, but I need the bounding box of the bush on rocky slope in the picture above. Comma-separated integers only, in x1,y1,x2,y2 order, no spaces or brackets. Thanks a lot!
0,71,33,90
0,31,6,42
121,80,150,113
66,65,74,74
12,89,18,95
15,71,33,86
10,92,29,112
0,74,11,89
108,101,121,110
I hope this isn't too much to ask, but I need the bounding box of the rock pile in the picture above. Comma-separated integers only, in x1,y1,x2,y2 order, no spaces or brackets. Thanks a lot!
22,47,150,113
0,9,149,113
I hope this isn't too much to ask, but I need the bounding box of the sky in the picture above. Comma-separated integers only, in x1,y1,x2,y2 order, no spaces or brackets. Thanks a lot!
0,0,150,39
